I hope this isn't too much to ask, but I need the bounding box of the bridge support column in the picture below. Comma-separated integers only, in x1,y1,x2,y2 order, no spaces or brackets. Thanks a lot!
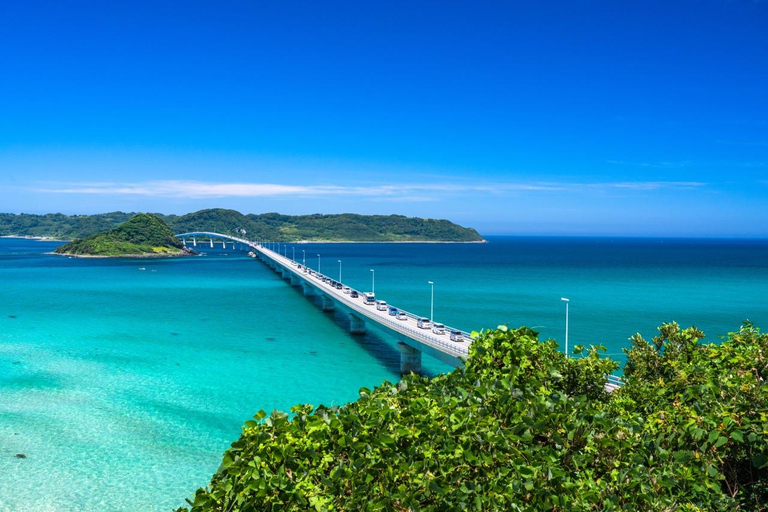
281,269,291,280
302,282,317,297
290,275,300,286
209,239,214,248
321,295,335,312
193,237,197,247
349,313,366,334
397,342,422,375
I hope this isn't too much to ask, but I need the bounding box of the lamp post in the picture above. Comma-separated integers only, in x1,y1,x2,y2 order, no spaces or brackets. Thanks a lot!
292,247,295,261
338,260,342,282
317,254,321,274
561,297,570,358
370,269,375,295
428,281,434,322
302,250,306,266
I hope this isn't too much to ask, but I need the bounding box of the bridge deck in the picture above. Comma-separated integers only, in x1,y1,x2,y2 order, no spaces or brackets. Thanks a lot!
258,246,472,361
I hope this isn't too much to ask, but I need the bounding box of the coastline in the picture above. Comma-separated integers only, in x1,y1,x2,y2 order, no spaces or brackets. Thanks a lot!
3,234,487,244
292,239,487,244
1,235,70,242
50,250,196,259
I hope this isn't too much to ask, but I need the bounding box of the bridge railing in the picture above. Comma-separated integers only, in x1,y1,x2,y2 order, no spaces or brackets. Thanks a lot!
254,245,476,343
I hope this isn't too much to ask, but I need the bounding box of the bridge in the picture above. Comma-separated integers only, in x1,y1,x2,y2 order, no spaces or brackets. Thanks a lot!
175,232,625,390
177,232,473,374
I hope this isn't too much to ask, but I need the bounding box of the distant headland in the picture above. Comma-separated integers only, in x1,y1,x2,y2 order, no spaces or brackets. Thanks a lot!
0,209,485,243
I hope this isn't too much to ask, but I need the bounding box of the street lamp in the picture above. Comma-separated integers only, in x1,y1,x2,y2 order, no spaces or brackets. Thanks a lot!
428,281,434,322
338,260,342,282
561,297,570,358
292,247,295,261
317,254,321,273
370,269,375,295
302,250,306,266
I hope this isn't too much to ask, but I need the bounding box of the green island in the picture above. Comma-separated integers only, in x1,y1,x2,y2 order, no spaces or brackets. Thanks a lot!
54,213,190,257
1,208,484,242
177,322,768,511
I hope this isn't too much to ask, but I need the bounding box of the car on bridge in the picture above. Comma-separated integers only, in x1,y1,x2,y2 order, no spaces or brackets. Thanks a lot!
388,306,398,316
432,323,446,335
396,311,408,320
376,300,388,311
350,290,359,298
417,318,432,329
364,293,375,305
343,286,351,294
450,330,464,342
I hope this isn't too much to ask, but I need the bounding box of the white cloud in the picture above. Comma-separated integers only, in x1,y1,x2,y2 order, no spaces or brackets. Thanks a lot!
32,179,707,200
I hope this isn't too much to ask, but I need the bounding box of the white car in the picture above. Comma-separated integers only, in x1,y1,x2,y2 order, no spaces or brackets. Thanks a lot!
432,323,446,335
343,286,351,294
417,318,431,329
450,330,464,342
396,311,407,320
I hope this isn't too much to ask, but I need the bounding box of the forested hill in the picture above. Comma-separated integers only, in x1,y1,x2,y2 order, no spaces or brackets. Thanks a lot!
0,209,484,242
54,213,187,257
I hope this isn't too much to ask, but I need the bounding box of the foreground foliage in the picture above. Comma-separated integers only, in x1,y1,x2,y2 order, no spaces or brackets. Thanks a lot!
54,213,186,256
177,323,768,511
1,209,484,242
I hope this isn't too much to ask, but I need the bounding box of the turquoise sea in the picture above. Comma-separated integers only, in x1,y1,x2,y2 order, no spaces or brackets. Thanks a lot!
1,236,767,511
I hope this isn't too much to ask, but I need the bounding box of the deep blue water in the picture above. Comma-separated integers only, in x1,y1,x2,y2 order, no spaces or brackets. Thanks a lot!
1,236,767,510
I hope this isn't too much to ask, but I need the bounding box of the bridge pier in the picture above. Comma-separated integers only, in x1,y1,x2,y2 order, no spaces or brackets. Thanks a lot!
209,239,214,248
321,295,335,312
348,313,366,334
397,342,422,375
290,275,300,286
302,282,317,297
193,237,197,247
281,268,291,279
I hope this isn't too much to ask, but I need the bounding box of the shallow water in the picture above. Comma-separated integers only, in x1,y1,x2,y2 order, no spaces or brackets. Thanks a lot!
1,236,767,510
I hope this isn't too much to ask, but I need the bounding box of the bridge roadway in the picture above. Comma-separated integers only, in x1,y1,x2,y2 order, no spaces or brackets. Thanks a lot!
176,232,624,389
176,232,472,373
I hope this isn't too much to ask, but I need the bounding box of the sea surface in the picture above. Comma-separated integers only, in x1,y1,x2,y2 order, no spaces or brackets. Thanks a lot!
1,236,767,511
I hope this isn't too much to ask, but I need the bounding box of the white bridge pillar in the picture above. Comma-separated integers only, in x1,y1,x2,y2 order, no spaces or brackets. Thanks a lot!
348,313,366,334
302,282,317,297
397,342,422,375
209,239,214,248
222,240,226,248
193,237,197,247
321,295,335,312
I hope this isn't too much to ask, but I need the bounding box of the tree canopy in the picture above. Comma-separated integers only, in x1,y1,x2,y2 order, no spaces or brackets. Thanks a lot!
176,322,768,511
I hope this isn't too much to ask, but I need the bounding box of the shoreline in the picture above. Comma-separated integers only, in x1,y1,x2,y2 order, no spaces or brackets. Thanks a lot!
50,252,195,259
3,235,486,244
1,235,70,242
292,239,487,244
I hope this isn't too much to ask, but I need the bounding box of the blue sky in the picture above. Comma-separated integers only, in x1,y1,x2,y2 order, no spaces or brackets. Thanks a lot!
1,1,766,236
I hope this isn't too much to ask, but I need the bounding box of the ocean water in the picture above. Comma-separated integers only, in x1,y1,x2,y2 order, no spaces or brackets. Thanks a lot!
1,236,767,510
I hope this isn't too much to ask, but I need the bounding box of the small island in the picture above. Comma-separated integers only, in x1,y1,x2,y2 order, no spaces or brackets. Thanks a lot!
54,213,194,257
